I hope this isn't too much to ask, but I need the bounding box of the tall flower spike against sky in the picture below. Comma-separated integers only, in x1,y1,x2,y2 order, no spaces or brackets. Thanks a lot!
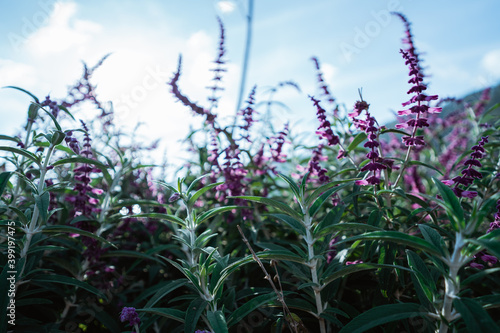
0,1,499,174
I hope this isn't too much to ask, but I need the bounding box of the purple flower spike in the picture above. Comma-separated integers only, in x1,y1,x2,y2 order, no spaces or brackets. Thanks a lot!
393,12,441,149
120,307,140,327
443,136,487,198
310,96,339,146
350,100,385,187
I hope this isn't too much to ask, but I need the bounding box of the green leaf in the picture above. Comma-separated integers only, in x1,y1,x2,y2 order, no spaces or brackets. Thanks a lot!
207,310,229,333
232,196,302,220
100,250,163,265
197,205,240,224
51,156,108,170
0,135,19,143
188,181,224,209
5,206,28,225
338,303,429,333
131,212,186,227
406,250,437,303
408,160,443,175
306,180,352,208
270,213,306,235
136,308,185,323
186,174,211,193
309,184,347,218
0,146,41,166
143,280,188,308
347,132,367,152
277,173,302,201
467,238,500,259
431,177,465,231
453,298,499,332
184,297,208,333
37,104,62,131
0,172,12,196
322,263,411,287
42,225,117,248
31,274,107,301
258,249,305,263
35,192,50,223
3,86,39,102
316,223,382,238
335,231,442,257
314,204,344,236
418,224,447,257
228,292,278,327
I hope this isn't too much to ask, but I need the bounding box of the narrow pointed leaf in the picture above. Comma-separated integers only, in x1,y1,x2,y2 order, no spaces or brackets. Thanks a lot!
270,213,306,235
207,310,228,333
338,303,429,333
232,196,302,220
335,231,442,256
188,181,224,208
432,177,464,230
278,173,301,200
0,146,41,166
42,225,117,248
31,274,107,301
137,308,185,323
228,292,278,327
131,212,186,227
184,297,208,333
453,298,499,332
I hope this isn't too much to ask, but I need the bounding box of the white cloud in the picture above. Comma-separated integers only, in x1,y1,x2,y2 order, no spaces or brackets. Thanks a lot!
481,49,500,77
0,59,37,88
25,2,102,56
215,1,237,14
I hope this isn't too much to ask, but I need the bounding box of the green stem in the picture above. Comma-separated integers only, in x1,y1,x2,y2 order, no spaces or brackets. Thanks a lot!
18,143,56,279
439,232,465,333
303,211,326,333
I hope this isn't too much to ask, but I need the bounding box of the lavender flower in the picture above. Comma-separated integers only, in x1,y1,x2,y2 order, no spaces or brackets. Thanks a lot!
41,95,60,117
238,86,257,142
311,56,335,105
442,136,488,198
487,199,500,233
207,17,227,110
307,145,329,184
120,307,140,327
392,13,441,147
269,122,289,164
311,96,339,147
350,100,386,186
169,56,217,127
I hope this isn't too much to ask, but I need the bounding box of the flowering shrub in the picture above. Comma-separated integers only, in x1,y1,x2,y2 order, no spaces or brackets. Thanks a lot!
1,11,500,333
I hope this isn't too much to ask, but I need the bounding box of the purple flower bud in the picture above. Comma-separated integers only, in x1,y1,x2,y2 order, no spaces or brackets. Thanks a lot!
169,192,181,202
120,307,140,326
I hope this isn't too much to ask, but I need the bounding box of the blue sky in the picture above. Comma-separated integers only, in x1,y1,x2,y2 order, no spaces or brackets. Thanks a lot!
1,0,499,169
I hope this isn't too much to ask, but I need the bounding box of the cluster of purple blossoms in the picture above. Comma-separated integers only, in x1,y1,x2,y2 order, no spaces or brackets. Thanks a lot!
238,86,257,142
207,17,227,109
311,57,335,105
395,49,441,147
41,95,60,117
311,96,339,147
169,56,217,127
470,199,500,269
64,130,80,154
269,122,289,164
66,121,103,217
348,100,386,186
442,136,488,198
63,55,110,119
306,145,329,184
488,199,500,233
120,307,140,328
392,12,441,147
